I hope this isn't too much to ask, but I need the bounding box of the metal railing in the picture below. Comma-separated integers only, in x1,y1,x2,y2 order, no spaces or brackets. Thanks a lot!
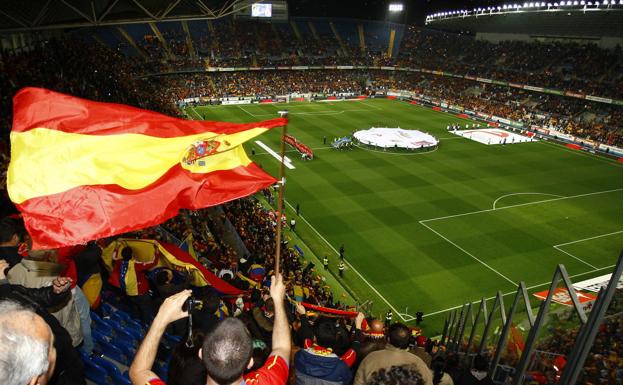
442,248,623,385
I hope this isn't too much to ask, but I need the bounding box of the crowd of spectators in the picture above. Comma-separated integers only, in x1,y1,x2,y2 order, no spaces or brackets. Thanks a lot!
0,22,623,385
119,20,623,100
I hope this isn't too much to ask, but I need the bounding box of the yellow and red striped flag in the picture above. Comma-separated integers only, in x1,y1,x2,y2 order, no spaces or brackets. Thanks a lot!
8,88,286,249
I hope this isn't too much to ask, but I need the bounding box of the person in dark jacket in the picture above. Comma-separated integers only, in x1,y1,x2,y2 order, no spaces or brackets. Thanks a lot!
0,216,25,270
294,307,364,385
455,355,494,385
168,330,207,385
0,259,86,385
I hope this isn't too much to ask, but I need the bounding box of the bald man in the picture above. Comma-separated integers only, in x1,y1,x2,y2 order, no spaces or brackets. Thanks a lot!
0,300,56,385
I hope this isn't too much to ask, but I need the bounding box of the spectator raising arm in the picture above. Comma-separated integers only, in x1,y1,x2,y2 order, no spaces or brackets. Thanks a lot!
269,273,291,363
129,289,192,385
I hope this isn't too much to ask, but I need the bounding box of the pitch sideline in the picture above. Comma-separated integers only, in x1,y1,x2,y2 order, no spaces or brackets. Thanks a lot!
283,199,408,321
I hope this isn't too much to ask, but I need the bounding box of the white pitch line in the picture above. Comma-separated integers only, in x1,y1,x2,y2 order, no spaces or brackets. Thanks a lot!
243,109,370,117
421,187,623,223
555,230,623,247
553,246,599,270
254,140,295,169
419,221,516,286
540,141,623,169
492,192,565,210
254,146,335,156
189,106,203,120
552,230,623,270
283,199,406,321
424,263,617,317
356,100,383,110
238,105,259,118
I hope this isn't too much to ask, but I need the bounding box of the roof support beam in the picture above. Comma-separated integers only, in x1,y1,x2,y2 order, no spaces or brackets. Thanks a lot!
0,9,29,28
98,0,120,22
160,0,183,19
32,0,55,27
61,0,94,23
130,0,156,20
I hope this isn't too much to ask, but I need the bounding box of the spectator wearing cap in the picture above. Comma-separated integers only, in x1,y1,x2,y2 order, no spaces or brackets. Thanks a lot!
354,323,433,385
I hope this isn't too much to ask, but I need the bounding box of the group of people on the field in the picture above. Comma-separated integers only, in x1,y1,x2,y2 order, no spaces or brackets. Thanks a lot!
333,136,355,150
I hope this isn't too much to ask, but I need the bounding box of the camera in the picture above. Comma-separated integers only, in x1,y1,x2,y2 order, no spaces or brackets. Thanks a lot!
183,297,203,312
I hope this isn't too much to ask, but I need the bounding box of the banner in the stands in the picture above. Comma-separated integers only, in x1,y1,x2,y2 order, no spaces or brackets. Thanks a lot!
102,238,245,295
533,288,596,311
301,302,359,318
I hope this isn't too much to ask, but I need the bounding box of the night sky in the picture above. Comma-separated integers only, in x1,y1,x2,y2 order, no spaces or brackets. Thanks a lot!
287,0,507,24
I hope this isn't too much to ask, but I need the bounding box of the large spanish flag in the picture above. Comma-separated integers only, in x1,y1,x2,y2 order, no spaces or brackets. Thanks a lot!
8,88,286,249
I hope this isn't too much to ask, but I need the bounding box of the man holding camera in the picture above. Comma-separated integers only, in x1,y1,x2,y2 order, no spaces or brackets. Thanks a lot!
130,273,290,385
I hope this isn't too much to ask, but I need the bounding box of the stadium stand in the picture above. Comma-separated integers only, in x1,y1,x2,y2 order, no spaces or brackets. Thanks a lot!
1,3,622,384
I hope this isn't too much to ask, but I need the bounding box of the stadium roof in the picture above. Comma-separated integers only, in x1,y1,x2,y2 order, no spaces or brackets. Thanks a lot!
0,0,254,32
0,0,415,32
427,8,623,37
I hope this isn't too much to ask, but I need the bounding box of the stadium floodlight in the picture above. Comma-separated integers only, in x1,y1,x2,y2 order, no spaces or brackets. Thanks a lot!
573,1,578,4
388,3,404,12
603,0,607,4
611,0,616,4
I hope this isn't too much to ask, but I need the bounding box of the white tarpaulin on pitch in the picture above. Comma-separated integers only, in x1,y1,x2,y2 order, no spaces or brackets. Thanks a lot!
453,128,536,145
573,273,623,293
354,127,438,149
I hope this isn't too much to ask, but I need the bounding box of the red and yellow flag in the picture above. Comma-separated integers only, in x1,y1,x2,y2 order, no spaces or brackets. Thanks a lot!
8,88,286,249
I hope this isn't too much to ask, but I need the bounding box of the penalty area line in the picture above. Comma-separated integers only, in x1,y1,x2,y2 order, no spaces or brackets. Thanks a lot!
421,187,623,223
424,263,617,318
419,221,516,286
283,199,407,321
552,229,623,270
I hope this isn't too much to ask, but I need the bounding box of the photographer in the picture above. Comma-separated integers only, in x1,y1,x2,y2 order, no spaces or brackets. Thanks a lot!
130,273,291,385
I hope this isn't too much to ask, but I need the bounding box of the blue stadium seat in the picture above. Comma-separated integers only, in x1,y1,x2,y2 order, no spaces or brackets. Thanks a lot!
111,372,132,385
90,311,104,324
82,358,109,385
97,340,128,365
91,316,113,336
115,328,139,345
92,356,123,378
111,309,132,322
122,325,143,341
92,329,109,344
114,340,137,360
100,302,117,317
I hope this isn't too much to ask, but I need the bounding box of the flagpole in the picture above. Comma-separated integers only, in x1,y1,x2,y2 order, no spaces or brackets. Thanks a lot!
274,111,289,275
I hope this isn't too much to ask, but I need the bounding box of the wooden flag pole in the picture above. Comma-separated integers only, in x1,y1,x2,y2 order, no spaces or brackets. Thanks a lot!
274,111,289,274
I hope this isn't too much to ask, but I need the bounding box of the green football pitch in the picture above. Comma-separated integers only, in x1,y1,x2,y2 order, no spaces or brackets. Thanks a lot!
186,99,623,333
